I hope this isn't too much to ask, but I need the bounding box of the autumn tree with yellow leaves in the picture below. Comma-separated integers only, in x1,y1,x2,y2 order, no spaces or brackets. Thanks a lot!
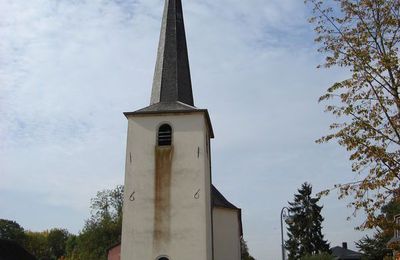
306,0,400,229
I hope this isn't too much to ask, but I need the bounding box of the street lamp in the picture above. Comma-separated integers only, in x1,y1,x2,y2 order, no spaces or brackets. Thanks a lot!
280,207,293,260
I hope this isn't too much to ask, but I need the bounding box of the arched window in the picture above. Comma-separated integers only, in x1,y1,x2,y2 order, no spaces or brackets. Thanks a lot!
158,124,172,146
157,257,169,260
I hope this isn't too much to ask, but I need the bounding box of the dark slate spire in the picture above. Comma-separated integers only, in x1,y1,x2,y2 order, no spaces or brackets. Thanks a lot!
150,0,194,106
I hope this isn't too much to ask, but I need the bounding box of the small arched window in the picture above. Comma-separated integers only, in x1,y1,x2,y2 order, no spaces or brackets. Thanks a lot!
157,257,169,260
158,124,172,146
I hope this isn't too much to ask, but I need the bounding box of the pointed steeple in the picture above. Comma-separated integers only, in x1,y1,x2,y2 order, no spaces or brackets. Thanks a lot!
150,0,194,106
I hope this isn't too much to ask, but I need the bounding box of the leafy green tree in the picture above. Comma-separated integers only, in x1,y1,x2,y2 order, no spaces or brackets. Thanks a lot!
241,238,256,260
0,220,71,259
305,0,400,229
285,183,330,260
300,252,334,260
24,231,50,259
65,185,123,260
356,198,400,259
65,235,79,260
356,234,391,260
0,219,25,245
47,228,70,259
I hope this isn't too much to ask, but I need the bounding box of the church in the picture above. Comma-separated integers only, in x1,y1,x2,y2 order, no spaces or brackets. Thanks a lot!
116,0,243,259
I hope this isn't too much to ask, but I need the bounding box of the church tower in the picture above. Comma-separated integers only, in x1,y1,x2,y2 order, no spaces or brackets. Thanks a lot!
121,0,214,259
120,1,242,259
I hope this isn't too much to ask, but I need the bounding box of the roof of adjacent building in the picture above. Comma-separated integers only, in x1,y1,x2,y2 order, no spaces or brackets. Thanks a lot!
150,0,194,106
331,246,363,260
212,185,238,210
212,185,243,237
0,239,37,260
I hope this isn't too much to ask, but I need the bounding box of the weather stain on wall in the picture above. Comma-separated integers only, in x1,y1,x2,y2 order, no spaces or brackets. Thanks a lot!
153,145,173,251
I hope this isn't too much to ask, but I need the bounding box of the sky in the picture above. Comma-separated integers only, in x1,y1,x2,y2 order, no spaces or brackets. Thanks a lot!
0,0,372,259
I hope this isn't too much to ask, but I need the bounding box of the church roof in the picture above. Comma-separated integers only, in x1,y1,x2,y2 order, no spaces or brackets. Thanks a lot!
150,0,194,106
134,101,197,113
124,0,215,138
211,185,238,210
212,185,243,237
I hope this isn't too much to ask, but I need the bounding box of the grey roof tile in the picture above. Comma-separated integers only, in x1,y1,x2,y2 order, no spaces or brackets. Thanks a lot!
331,246,363,259
134,101,197,113
212,185,238,210
150,0,194,106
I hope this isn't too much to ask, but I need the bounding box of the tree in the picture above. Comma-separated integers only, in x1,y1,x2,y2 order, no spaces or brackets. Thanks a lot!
285,183,330,260
0,219,25,245
0,219,71,259
300,252,334,260
305,0,400,229
65,185,123,260
356,198,400,259
65,235,79,260
356,234,391,260
24,231,50,259
241,238,256,260
47,228,70,259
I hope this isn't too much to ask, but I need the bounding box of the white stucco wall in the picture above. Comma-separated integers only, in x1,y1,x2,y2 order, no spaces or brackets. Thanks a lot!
213,207,241,260
121,112,213,260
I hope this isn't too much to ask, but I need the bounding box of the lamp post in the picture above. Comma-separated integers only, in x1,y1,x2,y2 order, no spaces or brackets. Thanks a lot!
280,206,291,260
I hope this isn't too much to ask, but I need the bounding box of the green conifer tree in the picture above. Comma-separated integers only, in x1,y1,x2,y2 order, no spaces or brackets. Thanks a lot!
285,183,330,260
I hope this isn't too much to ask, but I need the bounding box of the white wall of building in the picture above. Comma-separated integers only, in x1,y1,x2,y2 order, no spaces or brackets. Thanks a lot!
213,207,241,260
121,112,213,260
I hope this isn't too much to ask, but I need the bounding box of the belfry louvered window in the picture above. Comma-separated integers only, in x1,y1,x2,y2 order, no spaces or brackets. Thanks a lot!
158,124,172,146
